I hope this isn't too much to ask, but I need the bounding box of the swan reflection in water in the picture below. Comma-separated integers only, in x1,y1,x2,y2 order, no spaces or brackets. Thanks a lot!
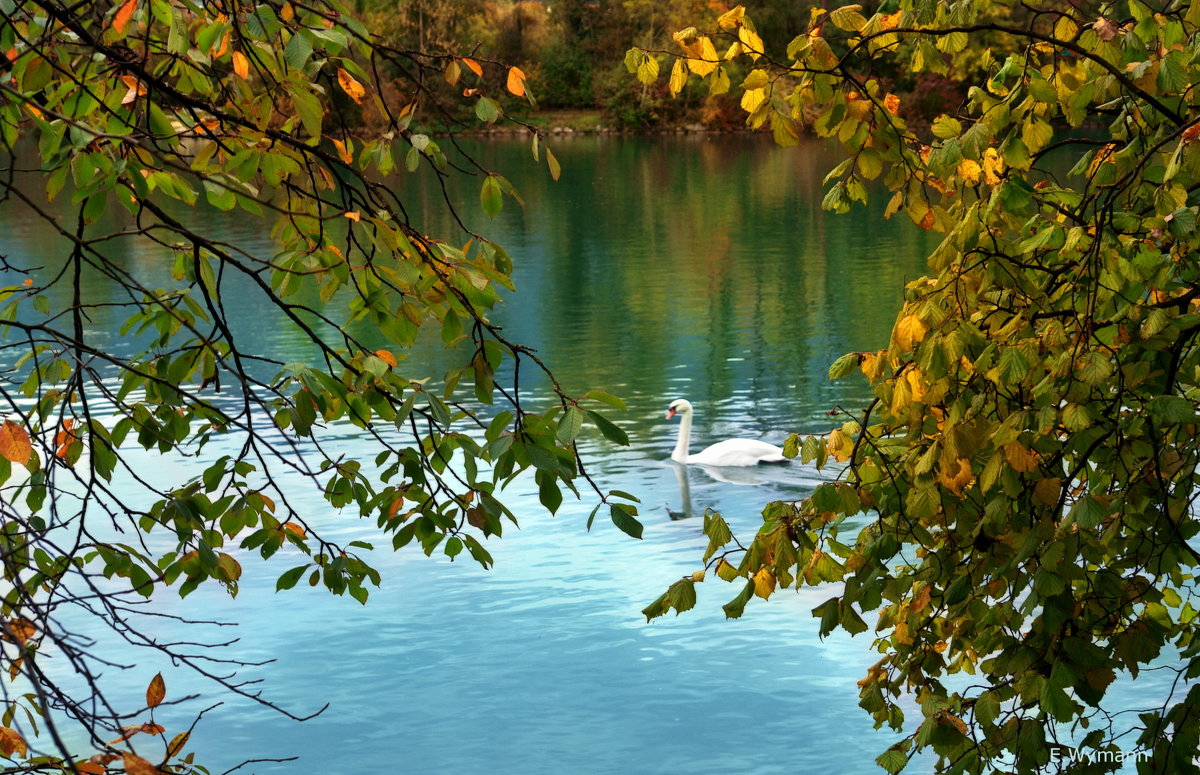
668,460,777,520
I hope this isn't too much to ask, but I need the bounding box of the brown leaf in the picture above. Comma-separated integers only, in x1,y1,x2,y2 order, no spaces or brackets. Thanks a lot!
505,66,526,98
0,726,26,758
146,672,165,708
1092,17,1119,41
113,0,137,35
1033,477,1062,506
123,753,161,775
74,763,107,775
0,420,32,466
337,68,366,104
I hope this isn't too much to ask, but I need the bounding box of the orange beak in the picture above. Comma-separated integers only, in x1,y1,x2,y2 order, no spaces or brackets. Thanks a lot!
665,408,676,419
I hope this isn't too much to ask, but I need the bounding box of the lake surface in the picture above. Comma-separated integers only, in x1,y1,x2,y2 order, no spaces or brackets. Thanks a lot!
0,135,944,773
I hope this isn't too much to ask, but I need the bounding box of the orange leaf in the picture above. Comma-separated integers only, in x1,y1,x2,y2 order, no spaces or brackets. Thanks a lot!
461,57,483,77
74,763,106,775
122,753,160,775
212,29,230,59
3,618,37,645
332,137,352,164
397,101,414,118
55,418,77,459
884,93,900,115
113,0,137,35
280,2,295,21
0,420,32,466
281,521,306,538
505,66,526,98
1004,442,1040,473
0,727,26,758
337,68,366,104
3,48,16,64
343,210,361,222
232,51,249,79
146,672,165,708
374,349,398,368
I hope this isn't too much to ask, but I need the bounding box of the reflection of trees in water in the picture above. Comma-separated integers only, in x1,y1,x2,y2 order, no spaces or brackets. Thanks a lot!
385,137,936,421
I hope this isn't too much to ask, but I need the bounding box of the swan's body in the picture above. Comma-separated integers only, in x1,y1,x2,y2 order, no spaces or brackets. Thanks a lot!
666,399,787,467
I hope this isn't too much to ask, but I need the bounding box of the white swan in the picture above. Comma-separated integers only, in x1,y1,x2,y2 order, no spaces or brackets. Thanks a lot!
666,399,787,467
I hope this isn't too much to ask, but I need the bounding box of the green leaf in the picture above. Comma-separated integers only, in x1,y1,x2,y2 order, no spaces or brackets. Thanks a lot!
475,97,501,124
587,410,629,446
480,175,502,219
609,503,642,539
275,565,307,591
556,406,584,444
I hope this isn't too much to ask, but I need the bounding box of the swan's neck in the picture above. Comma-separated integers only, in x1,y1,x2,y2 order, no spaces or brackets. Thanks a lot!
671,412,692,463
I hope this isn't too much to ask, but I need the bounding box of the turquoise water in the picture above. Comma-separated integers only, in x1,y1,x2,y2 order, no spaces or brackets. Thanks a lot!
0,135,949,772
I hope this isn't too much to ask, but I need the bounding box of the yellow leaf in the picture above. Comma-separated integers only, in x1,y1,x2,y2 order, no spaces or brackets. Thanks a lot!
146,672,165,708
753,567,776,599
232,51,249,79
166,731,190,758
668,58,687,96
461,57,483,77
337,68,366,104
905,368,926,403
0,420,32,466
0,727,26,758
958,158,982,185
374,349,398,368
860,350,887,381
827,428,852,462
740,87,766,113
893,315,928,352
690,569,706,582
113,0,137,35
738,26,764,60
983,147,1005,185
685,36,719,77
506,66,526,98
894,620,912,645
1004,442,1039,473
281,2,295,21
444,59,460,86
933,640,948,653
717,5,746,29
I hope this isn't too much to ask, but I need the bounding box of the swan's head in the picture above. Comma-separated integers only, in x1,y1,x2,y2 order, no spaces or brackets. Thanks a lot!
665,398,693,420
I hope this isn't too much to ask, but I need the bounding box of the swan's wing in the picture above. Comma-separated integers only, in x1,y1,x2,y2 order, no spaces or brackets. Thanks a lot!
689,438,786,467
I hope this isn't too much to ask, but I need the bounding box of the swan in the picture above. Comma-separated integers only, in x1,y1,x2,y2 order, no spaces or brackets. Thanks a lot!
665,399,788,467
